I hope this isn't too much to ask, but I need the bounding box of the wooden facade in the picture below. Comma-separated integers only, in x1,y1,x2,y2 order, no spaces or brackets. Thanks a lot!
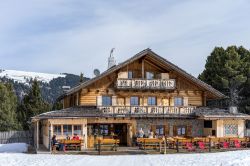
32,49,249,151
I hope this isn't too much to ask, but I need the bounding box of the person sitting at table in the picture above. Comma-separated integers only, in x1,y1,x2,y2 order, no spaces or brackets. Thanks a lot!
138,128,144,138
66,134,70,140
148,130,154,138
51,135,58,152
72,133,80,140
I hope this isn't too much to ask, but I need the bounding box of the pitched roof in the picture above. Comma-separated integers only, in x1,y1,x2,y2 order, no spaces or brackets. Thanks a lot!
32,106,250,120
58,49,226,100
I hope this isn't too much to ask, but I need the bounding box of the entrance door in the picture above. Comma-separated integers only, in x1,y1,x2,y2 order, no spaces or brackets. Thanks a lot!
113,124,127,145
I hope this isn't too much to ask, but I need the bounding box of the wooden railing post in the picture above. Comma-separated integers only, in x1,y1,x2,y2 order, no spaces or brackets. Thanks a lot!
209,137,211,152
176,139,179,153
98,140,101,155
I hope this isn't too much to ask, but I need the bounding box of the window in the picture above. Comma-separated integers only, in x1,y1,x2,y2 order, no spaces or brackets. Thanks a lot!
130,96,139,106
156,125,164,136
100,125,109,136
224,124,238,136
148,97,157,106
53,125,61,135
177,126,186,136
74,125,82,135
204,120,212,128
174,97,183,106
63,125,72,135
102,96,112,106
128,71,133,79
146,72,154,79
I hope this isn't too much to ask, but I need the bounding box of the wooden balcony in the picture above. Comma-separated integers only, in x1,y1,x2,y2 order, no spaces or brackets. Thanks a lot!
116,79,176,90
97,106,196,117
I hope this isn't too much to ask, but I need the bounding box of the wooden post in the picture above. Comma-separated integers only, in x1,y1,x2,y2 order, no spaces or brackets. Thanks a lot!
159,141,162,153
36,121,39,150
209,137,211,152
176,139,179,153
164,138,167,154
98,140,101,155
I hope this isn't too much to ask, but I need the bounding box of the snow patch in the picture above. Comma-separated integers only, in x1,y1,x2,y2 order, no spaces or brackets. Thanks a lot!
0,69,66,84
0,143,28,153
1,150,250,166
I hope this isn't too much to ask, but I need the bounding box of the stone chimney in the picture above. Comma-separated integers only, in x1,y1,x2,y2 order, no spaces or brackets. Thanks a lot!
229,106,238,114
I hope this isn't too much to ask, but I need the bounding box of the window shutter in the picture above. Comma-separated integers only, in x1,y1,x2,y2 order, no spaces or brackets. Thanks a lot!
187,125,192,137
183,97,188,106
125,97,130,106
173,125,177,136
164,125,169,136
157,97,161,106
170,97,175,106
97,96,102,106
143,97,147,106
112,96,117,106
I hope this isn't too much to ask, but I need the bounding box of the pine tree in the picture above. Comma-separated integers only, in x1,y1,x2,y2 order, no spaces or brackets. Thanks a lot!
79,72,84,83
199,46,249,109
0,83,20,131
18,79,51,130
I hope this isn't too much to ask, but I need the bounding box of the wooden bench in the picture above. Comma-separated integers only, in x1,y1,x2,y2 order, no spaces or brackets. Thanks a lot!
137,138,163,151
60,139,83,151
95,139,120,154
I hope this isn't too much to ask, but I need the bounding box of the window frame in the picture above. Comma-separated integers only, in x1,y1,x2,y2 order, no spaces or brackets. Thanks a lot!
100,124,109,136
174,97,183,106
155,125,164,136
128,71,133,79
73,125,82,135
53,125,62,136
102,96,112,106
130,96,139,106
177,126,186,136
148,96,157,106
204,120,212,128
146,71,154,79
63,125,72,136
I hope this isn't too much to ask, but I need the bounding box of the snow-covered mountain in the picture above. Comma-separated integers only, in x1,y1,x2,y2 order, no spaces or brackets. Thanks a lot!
0,69,66,84
0,69,87,103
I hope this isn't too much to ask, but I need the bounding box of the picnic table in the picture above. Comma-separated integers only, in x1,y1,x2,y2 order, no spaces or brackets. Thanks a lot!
59,139,83,151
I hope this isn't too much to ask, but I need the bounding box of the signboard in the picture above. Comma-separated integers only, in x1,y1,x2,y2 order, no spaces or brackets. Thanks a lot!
116,79,176,90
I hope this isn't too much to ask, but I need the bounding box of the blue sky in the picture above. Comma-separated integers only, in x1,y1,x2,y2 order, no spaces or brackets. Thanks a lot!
1,0,250,77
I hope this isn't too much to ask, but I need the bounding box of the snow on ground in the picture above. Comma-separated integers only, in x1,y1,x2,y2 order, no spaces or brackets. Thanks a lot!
0,69,66,84
1,150,250,166
0,143,28,153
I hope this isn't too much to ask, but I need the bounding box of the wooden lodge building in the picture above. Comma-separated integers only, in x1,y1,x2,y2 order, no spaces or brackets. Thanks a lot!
32,49,250,151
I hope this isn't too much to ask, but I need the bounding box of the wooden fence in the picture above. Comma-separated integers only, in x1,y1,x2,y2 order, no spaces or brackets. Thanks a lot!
0,130,33,145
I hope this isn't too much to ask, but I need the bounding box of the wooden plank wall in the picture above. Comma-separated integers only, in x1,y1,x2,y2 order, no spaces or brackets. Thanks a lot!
0,130,33,144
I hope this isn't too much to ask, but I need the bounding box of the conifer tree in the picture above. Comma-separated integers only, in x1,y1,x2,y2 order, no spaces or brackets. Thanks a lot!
18,79,51,129
79,72,84,83
199,46,249,109
0,83,20,131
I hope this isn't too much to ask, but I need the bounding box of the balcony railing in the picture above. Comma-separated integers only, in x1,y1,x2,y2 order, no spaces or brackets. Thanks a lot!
116,79,176,90
97,106,196,116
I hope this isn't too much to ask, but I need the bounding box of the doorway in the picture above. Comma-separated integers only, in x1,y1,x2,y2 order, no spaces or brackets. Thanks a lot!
113,124,127,146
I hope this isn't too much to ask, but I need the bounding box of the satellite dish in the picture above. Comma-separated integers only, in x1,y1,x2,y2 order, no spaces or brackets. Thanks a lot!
93,69,100,77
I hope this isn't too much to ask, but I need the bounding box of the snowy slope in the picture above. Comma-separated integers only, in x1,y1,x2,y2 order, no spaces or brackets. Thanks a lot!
1,150,250,166
0,69,66,84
